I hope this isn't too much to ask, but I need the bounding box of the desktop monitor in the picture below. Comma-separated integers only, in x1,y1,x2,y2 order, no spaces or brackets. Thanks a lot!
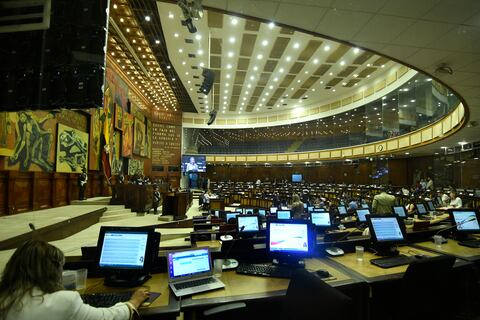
356,208,371,223
311,211,331,227
366,215,407,246
267,220,314,262
392,206,407,218
436,196,443,206
312,208,326,212
450,210,480,234
426,200,435,211
258,209,266,218
277,210,292,220
307,206,315,213
361,203,369,209
415,203,428,215
235,208,243,213
270,207,278,214
97,226,159,286
337,206,347,216
236,215,261,234
226,212,238,223
292,174,303,183
243,208,254,215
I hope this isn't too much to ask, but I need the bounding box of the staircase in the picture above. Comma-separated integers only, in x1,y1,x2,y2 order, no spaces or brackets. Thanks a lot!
71,197,138,222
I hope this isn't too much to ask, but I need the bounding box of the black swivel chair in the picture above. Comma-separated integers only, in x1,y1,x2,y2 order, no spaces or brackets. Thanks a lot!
202,269,352,320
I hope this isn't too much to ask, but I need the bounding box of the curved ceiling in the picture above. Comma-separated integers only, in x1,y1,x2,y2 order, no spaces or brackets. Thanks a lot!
157,1,404,117
186,0,480,156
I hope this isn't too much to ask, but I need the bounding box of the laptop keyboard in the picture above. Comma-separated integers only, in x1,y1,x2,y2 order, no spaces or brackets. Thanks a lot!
236,263,293,278
174,277,216,290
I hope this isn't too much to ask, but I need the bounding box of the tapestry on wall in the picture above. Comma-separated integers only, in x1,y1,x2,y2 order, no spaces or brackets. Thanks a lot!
56,123,89,173
128,158,144,176
111,130,122,175
115,103,123,131
122,112,134,158
6,111,56,172
89,108,102,171
133,117,146,156
145,119,152,158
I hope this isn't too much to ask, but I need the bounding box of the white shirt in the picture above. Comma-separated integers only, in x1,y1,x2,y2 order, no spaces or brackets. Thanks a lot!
6,288,130,320
450,197,463,208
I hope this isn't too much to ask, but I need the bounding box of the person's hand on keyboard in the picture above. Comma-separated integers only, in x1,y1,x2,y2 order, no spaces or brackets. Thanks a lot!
129,287,150,309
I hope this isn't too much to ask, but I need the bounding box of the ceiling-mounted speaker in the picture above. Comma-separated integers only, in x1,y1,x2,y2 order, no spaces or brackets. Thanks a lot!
207,109,217,125
199,68,214,95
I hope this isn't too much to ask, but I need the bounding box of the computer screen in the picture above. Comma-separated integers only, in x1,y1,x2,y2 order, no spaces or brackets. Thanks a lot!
361,203,369,209
277,210,292,219
213,210,220,217
243,208,254,215
99,230,149,269
235,208,243,213
303,203,307,209
436,196,443,206
292,174,303,183
313,208,326,212
311,211,331,227
270,207,278,214
392,206,407,218
226,212,238,222
258,209,266,217
181,155,207,173
268,221,310,254
416,203,427,215
337,206,347,216
307,206,314,213
168,248,211,279
356,209,370,222
237,215,260,233
369,216,405,242
426,201,435,211
452,210,480,232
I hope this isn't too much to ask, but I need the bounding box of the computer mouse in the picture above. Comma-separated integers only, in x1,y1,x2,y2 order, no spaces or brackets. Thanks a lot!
315,269,331,278
220,235,233,241
414,254,427,259
325,247,344,256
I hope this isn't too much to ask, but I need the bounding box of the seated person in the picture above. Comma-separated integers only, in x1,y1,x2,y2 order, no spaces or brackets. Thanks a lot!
0,240,148,320
347,199,358,211
448,190,462,208
405,197,416,214
290,194,305,219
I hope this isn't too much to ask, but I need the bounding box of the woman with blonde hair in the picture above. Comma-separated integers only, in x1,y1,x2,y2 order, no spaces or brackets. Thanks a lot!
0,240,148,320
290,193,305,219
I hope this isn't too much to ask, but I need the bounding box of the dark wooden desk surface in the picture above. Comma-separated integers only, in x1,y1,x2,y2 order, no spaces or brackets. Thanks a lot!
413,238,480,262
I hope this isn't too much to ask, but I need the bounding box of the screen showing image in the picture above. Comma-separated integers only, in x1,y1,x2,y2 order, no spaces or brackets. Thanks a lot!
303,203,307,209
213,210,220,217
361,203,369,209
337,206,347,215
393,206,407,218
181,155,207,173
370,217,404,242
237,215,260,232
356,209,370,222
258,209,266,217
277,210,291,219
270,207,278,214
307,206,314,213
452,211,480,231
226,213,237,222
416,203,427,215
100,231,148,269
311,212,331,226
426,201,435,211
313,208,326,212
243,208,254,215
168,248,211,279
235,208,243,213
292,174,303,183
269,223,309,253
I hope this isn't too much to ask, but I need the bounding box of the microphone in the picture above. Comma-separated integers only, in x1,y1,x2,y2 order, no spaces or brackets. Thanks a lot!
325,224,365,256
29,223,36,231
221,228,242,270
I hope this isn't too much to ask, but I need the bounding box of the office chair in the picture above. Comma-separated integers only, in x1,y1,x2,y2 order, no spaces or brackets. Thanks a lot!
202,269,352,320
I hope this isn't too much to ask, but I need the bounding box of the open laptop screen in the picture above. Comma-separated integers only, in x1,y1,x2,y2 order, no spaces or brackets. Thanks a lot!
168,248,211,280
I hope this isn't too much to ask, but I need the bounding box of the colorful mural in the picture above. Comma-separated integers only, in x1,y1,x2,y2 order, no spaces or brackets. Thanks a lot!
89,108,102,171
111,130,122,175
146,119,152,158
122,113,134,158
7,111,56,172
56,123,89,173
133,117,146,156
115,103,123,131
128,158,144,175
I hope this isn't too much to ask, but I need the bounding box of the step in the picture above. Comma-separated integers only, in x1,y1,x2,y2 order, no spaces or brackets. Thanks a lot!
71,196,111,205
102,208,131,216
99,212,137,222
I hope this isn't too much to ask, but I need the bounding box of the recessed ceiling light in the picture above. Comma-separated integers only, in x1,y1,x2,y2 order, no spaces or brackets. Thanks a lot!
168,12,174,19
353,48,360,54
257,54,263,60
268,22,275,29
226,64,232,69
293,42,300,49
273,77,278,82
145,15,151,22
342,82,347,86
279,68,284,73
366,74,371,78
313,58,319,64
178,48,183,53
253,66,258,71
126,28,130,32
324,45,330,51
182,61,186,65
367,63,371,67
226,74,231,79
286,56,291,61
250,75,255,80
155,39,160,44
167,65,171,69
247,84,252,88
198,49,203,55
297,79,301,83
174,33,179,37
228,51,234,57
262,40,268,46
329,72,333,76
320,81,324,84
225,83,230,87
229,36,235,43
199,62,204,67
119,18,124,23
113,4,118,9
332,89,336,92
231,18,238,25
259,103,263,106
269,85,273,89
195,34,202,40
340,61,345,66
381,64,385,68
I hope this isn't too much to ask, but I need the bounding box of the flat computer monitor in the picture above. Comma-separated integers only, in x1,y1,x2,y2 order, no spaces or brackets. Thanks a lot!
267,220,314,263
277,210,292,220
367,215,407,246
450,210,480,234
311,211,331,227
235,208,243,213
226,212,238,223
361,203,369,209
392,206,407,218
312,208,326,212
236,215,261,234
243,208,254,215
303,203,307,209
97,226,159,287
307,206,314,213
436,196,443,206
258,209,266,217
292,174,303,183
415,203,427,215
211,210,220,217
426,200,435,211
337,206,347,216
356,208,371,223
270,207,278,214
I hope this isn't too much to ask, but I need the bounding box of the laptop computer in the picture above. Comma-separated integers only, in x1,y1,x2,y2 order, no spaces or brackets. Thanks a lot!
167,248,225,297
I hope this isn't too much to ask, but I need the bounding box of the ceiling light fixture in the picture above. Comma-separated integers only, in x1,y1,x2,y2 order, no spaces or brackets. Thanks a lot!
324,45,330,51
268,22,275,29
231,18,238,25
229,36,235,43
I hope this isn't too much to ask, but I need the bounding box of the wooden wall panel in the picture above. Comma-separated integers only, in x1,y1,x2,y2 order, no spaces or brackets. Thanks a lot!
0,171,7,215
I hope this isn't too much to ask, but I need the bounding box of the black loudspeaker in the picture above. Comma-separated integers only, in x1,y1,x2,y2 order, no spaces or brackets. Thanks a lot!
199,68,214,95
207,110,217,125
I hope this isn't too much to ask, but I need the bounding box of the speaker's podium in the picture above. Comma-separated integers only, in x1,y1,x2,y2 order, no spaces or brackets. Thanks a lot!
161,191,191,220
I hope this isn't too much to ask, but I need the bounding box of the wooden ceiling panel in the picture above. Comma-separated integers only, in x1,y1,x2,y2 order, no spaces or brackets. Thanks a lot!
212,69,221,83
373,56,389,66
337,66,357,77
237,58,250,70
279,74,295,87
230,96,239,105
301,76,320,89
358,67,377,78
266,97,277,106
253,86,264,97
298,40,322,61
291,88,307,99
245,19,261,31
353,52,373,65
240,34,257,57
232,85,242,95
210,56,221,69
234,71,246,84
279,27,295,35
249,96,259,104
272,88,286,99
269,37,290,59
345,79,361,87
263,60,278,72
289,62,305,74
313,64,332,76
257,73,270,86
207,11,223,28
210,38,222,55
326,77,343,87
326,44,349,63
